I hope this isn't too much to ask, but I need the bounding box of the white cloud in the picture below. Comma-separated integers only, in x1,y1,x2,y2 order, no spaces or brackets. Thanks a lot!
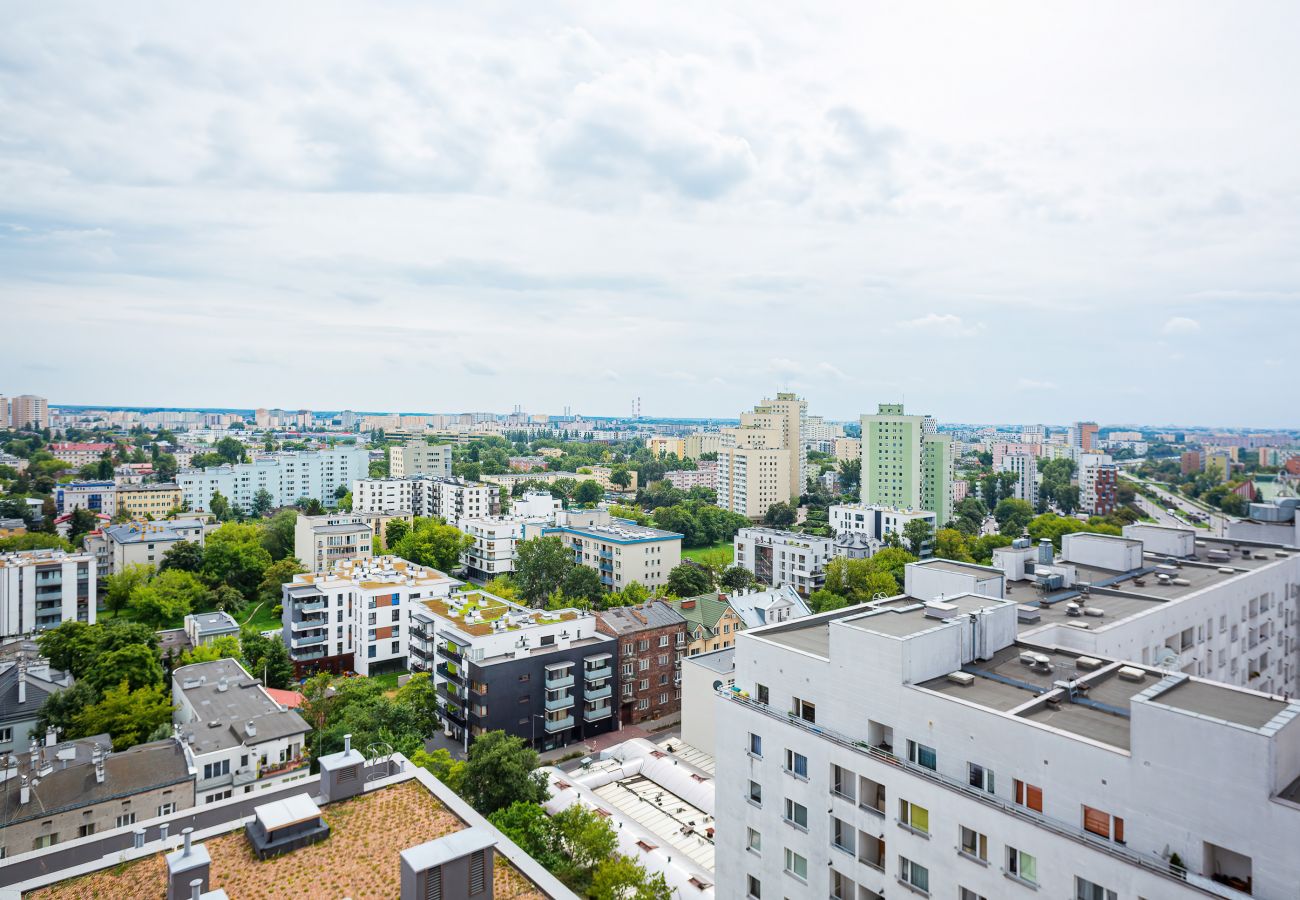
894,313,985,338
1161,316,1202,335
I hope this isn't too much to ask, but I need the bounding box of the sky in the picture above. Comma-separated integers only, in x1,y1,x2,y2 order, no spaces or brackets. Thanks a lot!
2,2,1298,427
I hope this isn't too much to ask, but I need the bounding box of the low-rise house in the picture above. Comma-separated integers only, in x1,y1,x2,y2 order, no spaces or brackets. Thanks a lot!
0,641,74,756
184,611,240,647
722,584,811,628
172,658,311,805
671,595,745,657
86,516,213,577
596,600,688,725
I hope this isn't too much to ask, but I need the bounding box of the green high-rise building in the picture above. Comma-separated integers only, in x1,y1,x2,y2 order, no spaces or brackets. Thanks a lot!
859,403,953,526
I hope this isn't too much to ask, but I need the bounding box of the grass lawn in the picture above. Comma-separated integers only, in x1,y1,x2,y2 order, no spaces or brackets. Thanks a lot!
238,600,282,634
683,541,734,567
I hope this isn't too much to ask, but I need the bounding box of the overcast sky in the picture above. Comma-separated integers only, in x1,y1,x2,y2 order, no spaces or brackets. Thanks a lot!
2,2,1297,426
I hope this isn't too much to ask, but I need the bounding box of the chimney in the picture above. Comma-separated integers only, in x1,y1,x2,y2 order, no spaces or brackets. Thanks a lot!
344,733,352,756
191,879,203,900
183,827,193,857
20,775,30,805
246,720,257,738
17,668,26,705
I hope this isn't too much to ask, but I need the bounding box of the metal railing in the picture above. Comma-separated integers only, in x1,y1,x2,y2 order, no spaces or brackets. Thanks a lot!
722,691,1244,899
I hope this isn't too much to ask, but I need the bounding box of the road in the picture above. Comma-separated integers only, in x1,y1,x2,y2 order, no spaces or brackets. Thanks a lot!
1124,477,1235,536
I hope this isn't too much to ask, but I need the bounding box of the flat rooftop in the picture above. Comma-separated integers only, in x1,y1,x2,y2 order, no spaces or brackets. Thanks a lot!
1150,678,1290,729
914,558,1002,579
761,620,832,657
28,780,550,900
175,659,309,754
550,522,682,543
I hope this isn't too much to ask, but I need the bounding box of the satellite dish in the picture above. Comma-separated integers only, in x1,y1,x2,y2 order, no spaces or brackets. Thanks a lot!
712,680,724,691
1154,648,1180,670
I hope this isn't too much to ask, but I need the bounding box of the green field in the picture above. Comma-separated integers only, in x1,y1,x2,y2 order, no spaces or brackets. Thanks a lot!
682,541,734,566
238,600,282,634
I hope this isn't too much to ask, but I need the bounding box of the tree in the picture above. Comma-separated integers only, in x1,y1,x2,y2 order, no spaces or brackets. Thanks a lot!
604,580,650,609
37,680,99,737
763,501,797,528
560,565,604,605
67,507,100,546
865,546,917,592
208,490,232,521
214,436,246,464
460,731,549,815
550,804,620,888
160,540,204,573
808,587,850,613
180,635,241,666
412,748,467,794
240,630,294,688
210,583,247,614
610,469,632,489
259,508,298,560
665,563,712,598
514,536,575,605
392,518,474,572
0,532,73,552
297,497,325,516
385,518,410,547
489,802,562,871
838,458,862,494
901,518,934,556
260,558,306,601
102,563,152,618
589,855,674,900
132,569,206,628
86,643,165,693
995,498,1035,535
37,621,99,677
202,524,273,599
251,488,275,517
72,681,174,751
718,565,755,592
395,673,441,735
482,575,519,601
934,528,976,562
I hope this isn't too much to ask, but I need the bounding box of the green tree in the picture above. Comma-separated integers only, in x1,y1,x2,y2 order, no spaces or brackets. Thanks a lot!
86,643,165,693
994,498,1035,535
72,681,174,751
208,490,232,521
550,804,620,889
560,565,604,605
482,575,519,601
808,588,849,613
489,802,562,870
589,855,674,900
864,546,917,592
934,527,975,562
0,532,73,552
395,673,440,735
665,563,712,597
514,536,575,605
36,680,99,737
259,508,298,560
160,540,204,573
718,565,755,592
610,469,632,489
460,731,549,815
392,518,474,572
762,501,797,528
385,518,410,547
251,488,275,517
411,748,468,794
260,558,306,601
67,507,100,546
102,563,152,618
573,480,604,505
132,569,206,628
36,620,99,677
604,580,650,608
901,518,934,556
202,524,273,599
240,630,295,689
214,436,246,464
180,635,241,666
837,458,862,494
210,583,248,614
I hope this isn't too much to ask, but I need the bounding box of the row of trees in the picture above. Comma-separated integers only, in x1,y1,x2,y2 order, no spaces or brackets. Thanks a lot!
807,548,917,613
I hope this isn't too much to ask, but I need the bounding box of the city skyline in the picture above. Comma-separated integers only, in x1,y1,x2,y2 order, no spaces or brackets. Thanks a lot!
3,2,1299,425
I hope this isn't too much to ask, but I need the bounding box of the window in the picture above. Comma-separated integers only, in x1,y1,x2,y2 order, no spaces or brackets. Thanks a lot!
899,799,929,835
518,673,530,683
34,834,59,850
756,683,769,704
784,749,808,778
746,875,761,899
639,659,650,671
907,740,937,771
783,798,808,829
899,856,929,893
637,698,649,710
1075,877,1117,900
748,780,762,805
78,823,96,838
203,759,230,780
959,825,988,862
791,697,815,723
960,889,988,900
830,764,855,801
659,634,669,647
1013,779,1043,812
116,813,136,828
0,727,11,743
1082,806,1124,843
831,815,854,853
968,762,995,793
1007,847,1038,885
746,827,761,854
783,847,808,881
158,803,176,816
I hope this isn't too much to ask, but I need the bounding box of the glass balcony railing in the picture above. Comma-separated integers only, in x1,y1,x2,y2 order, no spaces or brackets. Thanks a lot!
584,705,612,722
583,665,612,682
545,694,575,711
544,715,574,732
585,683,612,701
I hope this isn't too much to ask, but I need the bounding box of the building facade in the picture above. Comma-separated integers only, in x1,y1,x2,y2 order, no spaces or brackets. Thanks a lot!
0,550,95,638
733,528,832,596
860,404,954,527
293,513,373,573
48,442,114,467
999,452,1039,507
8,395,49,430
115,483,182,519
55,481,117,516
388,441,454,478
532,515,683,593
673,595,746,657
1078,453,1117,515
89,517,212,577
596,600,688,725
178,447,370,514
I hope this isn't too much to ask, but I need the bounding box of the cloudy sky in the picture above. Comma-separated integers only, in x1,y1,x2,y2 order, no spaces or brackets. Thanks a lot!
2,2,1297,426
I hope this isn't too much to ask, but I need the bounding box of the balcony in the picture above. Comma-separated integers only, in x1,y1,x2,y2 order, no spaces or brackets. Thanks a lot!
585,683,612,702
410,625,430,641
583,665,612,682
436,643,463,664
438,680,464,702
583,704,612,722
409,644,434,661
296,599,327,613
259,755,309,780
545,673,575,690
436,663,464,685
290,633,326,649
544,715,574,733
291,617,326,632
441,705,467,728
545,693,575,711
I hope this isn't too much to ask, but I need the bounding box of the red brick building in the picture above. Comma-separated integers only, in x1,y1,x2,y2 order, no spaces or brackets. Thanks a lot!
596,600,687,726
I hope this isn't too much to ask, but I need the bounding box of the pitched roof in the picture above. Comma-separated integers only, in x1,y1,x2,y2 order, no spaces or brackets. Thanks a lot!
596,600,686,634
0,664,70,725
671,595,736,635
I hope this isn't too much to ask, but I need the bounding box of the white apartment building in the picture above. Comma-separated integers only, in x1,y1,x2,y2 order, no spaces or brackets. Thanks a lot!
0,550,96,637
351,476,499,522
733,528,833,597
460,518,520,579
1000,452,1039,506
713,584,1300,900
172,658,311,805
829,504,937,545
280,555,459,676
352,475,418,514
293,513,373,573
528,511,683,592
388,441,454,478
178,447,370,514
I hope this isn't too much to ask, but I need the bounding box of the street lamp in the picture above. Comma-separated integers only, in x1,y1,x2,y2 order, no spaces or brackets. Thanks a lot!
529,713,547,750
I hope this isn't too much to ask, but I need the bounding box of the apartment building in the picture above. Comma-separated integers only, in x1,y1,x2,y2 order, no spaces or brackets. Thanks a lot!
832,437,861,463
828,504,937,551
48,442,114,467
738,393,808,501
716,433,791,520
459,517,520,579
713,585,1300,900
860,403,954,527
596,600,688,725
178,447,370,514
0,550,95,637
55,481,117,516
531,513,683,592
664,463,717,492
646,436,687,458
673,594,745,657
408,590,617,752
280,555,459,676
172,659,311,805
88,517,212,577
8,395,49,430
115,483,182,518
1078,453,1117,515
0,647,74,757
684,433,723,459
0,734,194,857
1000,452,1039,506
1068,420,1100,452
293,513,373,573
388,441,453,478
351,475,499,522
733,528,832,596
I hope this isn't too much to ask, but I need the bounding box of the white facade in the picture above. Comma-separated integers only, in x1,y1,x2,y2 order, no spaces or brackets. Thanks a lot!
0,550,96,637
999,451,1039,506
712,590,1300,900
352,476,418,514
1078,452,1115,515
828,504,937,543
352,476,499,522
88,517,212,577
460,517,520,578
388,442,453,478
293,513,373,573
178,447,370,513
733,528,833,596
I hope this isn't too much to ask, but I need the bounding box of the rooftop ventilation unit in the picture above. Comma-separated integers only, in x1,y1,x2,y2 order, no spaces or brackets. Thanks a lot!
1076,656,1104,670
946,671,975,686
1117,666,1146,682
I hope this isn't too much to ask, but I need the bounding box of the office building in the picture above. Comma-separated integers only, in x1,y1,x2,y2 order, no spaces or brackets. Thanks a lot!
178,447,369,515
172,658,311,806
733,528,832,596
8,394,49,430
388,441,453,478
1000,451,1039,506
408,590,617,752
597,600,688,725
530,511,682,593
860,403,954,527
712,577,1300,900
293,513,373,573
115,482,183,519
280,555,459,676
0,549,95,637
